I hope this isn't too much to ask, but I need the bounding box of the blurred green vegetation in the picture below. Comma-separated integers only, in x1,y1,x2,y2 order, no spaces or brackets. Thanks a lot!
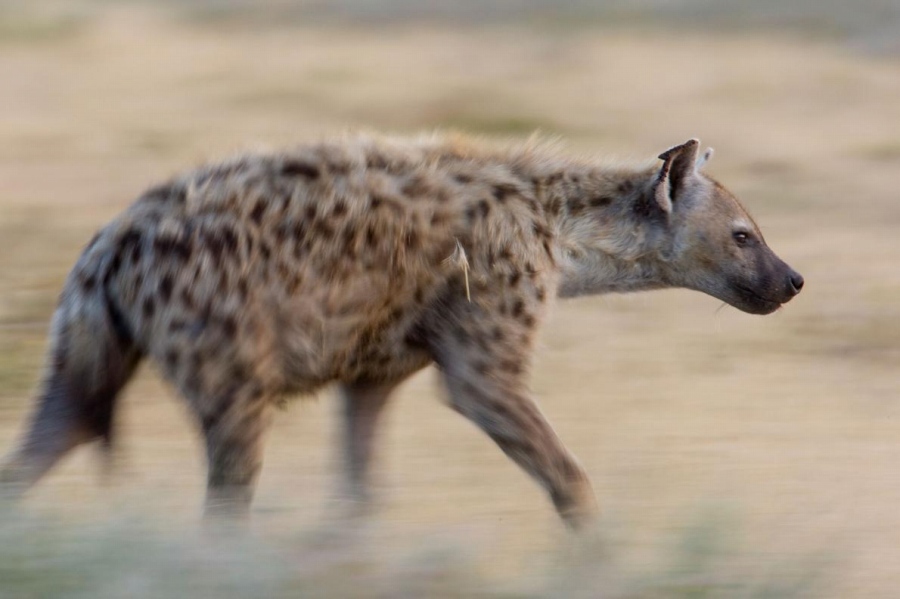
0,511,826,599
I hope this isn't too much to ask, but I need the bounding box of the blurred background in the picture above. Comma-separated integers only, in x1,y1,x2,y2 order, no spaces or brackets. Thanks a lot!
0,1,899,597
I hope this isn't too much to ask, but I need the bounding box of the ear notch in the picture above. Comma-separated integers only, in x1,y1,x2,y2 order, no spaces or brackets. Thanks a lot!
653,138,700,214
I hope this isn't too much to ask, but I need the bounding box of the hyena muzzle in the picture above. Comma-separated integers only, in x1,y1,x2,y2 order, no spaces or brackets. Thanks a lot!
0,135,802,528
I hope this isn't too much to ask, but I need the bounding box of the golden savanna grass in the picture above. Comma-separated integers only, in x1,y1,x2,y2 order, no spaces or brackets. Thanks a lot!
0,5,898,597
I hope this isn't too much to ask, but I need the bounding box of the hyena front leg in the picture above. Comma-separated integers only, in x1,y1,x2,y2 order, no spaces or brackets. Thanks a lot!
338,380,398,509
429,302,598,529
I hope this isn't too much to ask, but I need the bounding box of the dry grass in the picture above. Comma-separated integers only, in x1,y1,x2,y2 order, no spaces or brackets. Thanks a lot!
0,6,898,597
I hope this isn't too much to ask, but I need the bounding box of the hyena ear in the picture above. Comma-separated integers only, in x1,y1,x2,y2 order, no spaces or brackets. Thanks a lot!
653,139,701,213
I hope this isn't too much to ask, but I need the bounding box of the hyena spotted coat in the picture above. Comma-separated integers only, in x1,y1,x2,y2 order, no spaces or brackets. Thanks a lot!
0,135,803,528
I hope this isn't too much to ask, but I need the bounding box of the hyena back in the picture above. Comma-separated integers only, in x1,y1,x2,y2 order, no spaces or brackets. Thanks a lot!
0,135,802,527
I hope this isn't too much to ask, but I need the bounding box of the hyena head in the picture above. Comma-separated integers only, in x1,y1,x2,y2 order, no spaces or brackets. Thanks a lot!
649,139,804,314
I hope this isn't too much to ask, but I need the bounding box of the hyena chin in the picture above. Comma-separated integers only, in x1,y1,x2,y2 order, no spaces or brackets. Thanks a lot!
0,134,801,529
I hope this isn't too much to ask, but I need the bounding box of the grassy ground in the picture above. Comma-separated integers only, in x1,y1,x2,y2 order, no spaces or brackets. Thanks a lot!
0,5,898,597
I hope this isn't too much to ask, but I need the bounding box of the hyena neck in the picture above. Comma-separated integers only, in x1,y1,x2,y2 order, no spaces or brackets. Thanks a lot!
530,162,671,298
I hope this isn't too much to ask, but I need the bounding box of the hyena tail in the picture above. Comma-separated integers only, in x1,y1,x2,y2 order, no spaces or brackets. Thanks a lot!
1,243,142,500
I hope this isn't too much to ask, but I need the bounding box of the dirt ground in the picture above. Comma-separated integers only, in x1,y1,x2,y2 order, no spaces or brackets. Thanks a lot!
0,6,899,597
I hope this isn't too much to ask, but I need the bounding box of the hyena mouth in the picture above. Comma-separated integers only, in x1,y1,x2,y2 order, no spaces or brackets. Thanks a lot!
733,284,783,314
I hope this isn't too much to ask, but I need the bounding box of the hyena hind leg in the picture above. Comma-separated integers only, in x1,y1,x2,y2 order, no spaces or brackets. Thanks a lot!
193,382,274,520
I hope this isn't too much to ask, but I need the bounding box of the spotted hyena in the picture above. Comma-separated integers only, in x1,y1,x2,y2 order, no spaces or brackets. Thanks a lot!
0,135,803,528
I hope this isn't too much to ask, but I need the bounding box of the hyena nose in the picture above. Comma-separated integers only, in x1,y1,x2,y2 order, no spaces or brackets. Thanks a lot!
789,271,804,295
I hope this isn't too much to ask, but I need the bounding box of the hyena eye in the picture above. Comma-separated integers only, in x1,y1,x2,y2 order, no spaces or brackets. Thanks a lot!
732,231,750,246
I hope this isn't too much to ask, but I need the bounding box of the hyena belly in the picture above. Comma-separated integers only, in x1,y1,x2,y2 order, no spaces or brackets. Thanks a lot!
272,269,438,392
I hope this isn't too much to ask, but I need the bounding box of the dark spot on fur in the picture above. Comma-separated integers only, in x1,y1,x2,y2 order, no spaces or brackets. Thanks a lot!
402,176,431,197
491,326,505,342
313,218,335,238
370,194,404,215
488,400,510,418
589,195,613,208
109,252,123,277
511,299,525,318
119,228,142,261
342,226,356,251
222,228,238,255
477,199,491,218
286,274,301,294
128,240,142,265
260,242,272,261
366,153,389,170
365,225,378,248
222,316,237,337
454,173,472,184
499,358,522,375
474,361,490,376
281,159,320,180
522,313,536,327
305,204,317,221
430,211,447,226
274,224,289,244
250,199,267,224
567,198,585,215
200,411,221,434
153,234,192,262
535,286,546,302
333,200,348,217
633,193,658,218
617,180,634,194
159,275,173,302
142,296,155,319
508,271,521,287
532,221,552,240
492,184,516,202
548,197,563,216
205,230,224,255
292,220,308,242
139,183,183,204
276,260,290,280
82,275,96,293
164,348,180,372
